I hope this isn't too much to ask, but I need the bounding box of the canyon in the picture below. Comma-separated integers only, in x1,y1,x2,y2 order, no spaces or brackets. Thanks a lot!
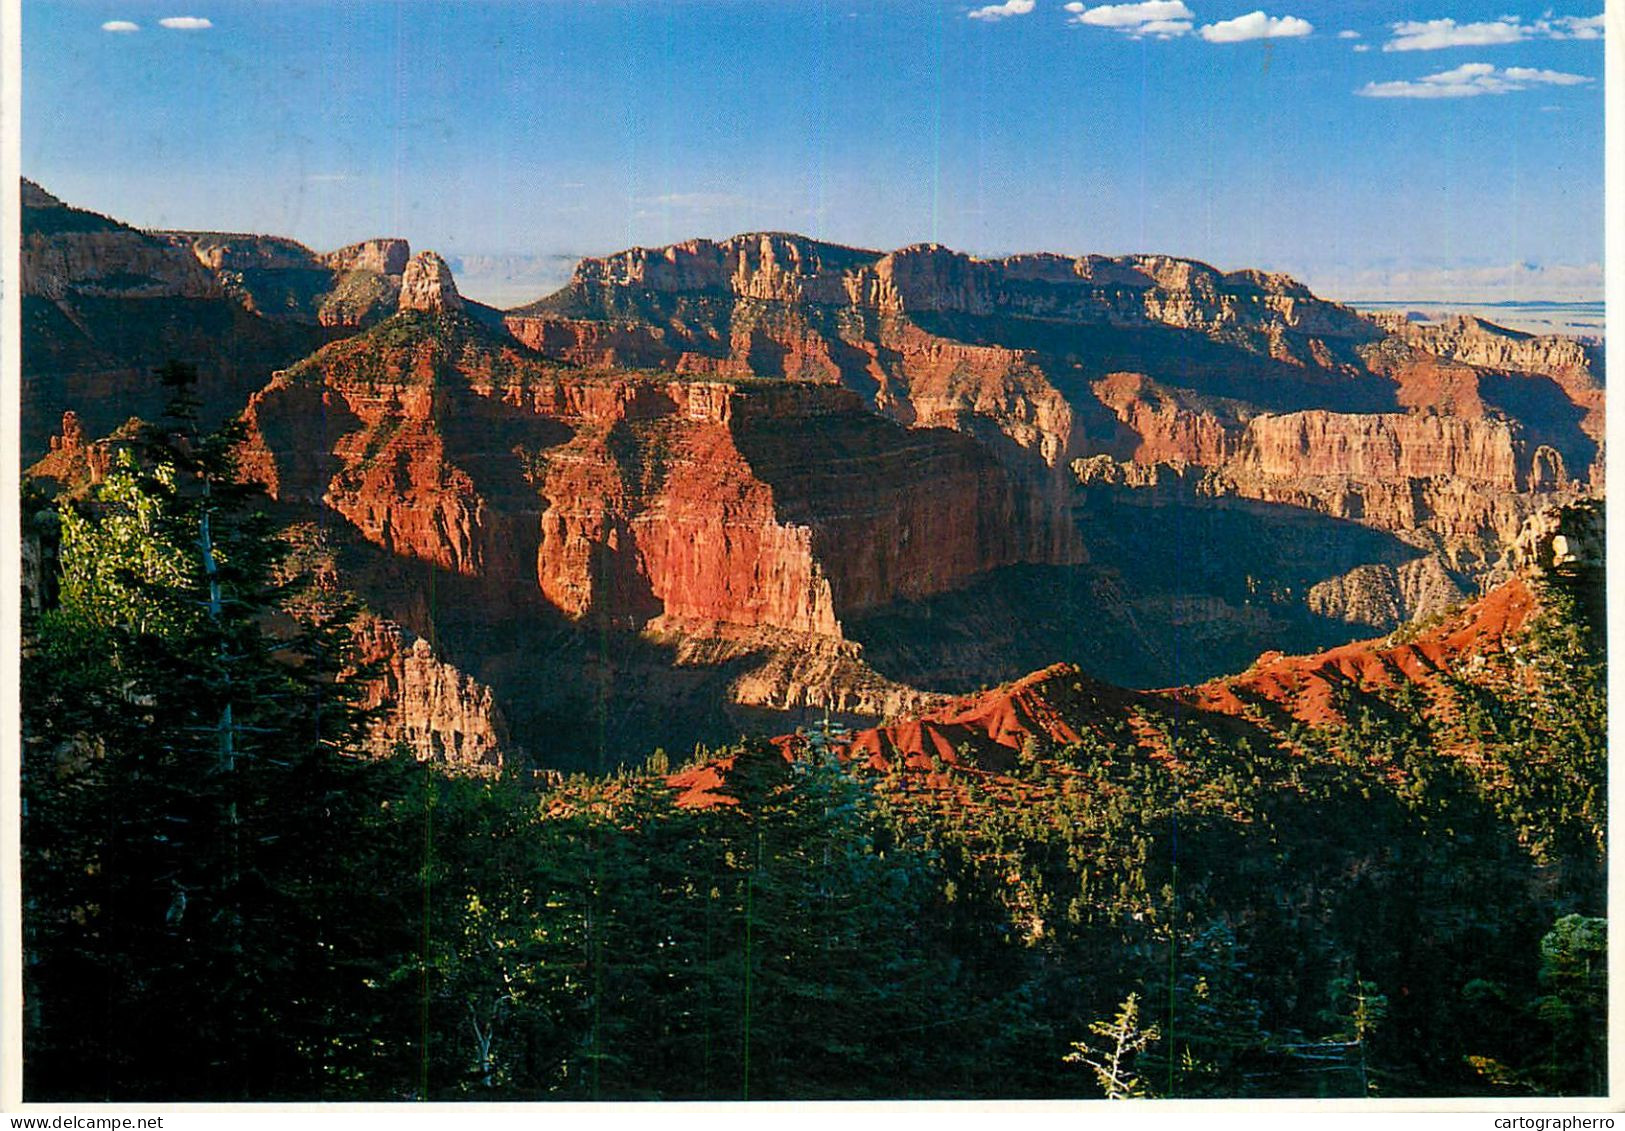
21,183,1604,770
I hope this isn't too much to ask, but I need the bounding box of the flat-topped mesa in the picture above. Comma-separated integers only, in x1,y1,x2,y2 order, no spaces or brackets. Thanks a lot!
322,238,411,276
398,251,464,313
569,233,881,305
545,232,1377,340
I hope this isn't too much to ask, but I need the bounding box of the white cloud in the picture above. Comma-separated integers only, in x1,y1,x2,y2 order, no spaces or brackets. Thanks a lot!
101,19,139,32
644,192,749,211
1550,13,1605,39
1382,13,1605,51
968,0,1035,20
1358,61,1592,98
1138,17,1193,34
1501,65,1592,85
1352,43,1371,52
1337,29,1360,39
1383,18,1526,51
1065,0,1193,36
1199,10,1313,42
159,15,212,29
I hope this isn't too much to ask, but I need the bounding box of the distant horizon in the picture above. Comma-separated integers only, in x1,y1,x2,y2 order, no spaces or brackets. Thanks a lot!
28,173,1610,324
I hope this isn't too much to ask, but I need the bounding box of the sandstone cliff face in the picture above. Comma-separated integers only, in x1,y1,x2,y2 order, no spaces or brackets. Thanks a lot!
550,235,1378,342
22,182,412,323
22,183,221,302
530,376,1074,633
1236,412,1524,487
27,195,1607,767
653,623,942,721
242,314,1072,642
157,229,415,328
1305,556,1466,629
1503,498,1606,576
322,238,412,277
1077,381,1587,566
18,181,419,461
1373,312,1600,386
356,617,517,772
233,311,1087,764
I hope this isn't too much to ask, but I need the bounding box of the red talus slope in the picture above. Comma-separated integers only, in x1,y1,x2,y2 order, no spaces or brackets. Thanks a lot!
839,663,1130,772
688,571,1541,797
1175,576,1535,727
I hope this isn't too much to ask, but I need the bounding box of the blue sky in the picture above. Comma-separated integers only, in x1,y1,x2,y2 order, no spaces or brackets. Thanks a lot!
23,0,1607,305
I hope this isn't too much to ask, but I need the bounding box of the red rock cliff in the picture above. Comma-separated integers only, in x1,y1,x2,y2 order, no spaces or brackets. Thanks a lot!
241,313,1076,640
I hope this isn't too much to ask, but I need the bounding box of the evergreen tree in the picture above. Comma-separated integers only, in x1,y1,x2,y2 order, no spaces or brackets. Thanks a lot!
22,363,420,1099
1065,993,1161,1099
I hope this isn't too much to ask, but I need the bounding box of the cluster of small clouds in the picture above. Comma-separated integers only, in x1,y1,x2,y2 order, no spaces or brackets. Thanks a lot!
1382,13,1603,52
101,15,212,32
962,1,1606,57
1359,61,1592,98
1058,1,1313,41
962,2,1599,106
1356,11,1601,100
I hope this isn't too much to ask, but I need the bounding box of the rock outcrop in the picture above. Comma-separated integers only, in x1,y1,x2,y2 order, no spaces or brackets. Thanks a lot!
22,183,221,302
514,233,1600,577
1504,498,1606,576
356,618,517,772
679,499,1599,807
1304,556,1466,629
18,181,418,461
322,238,412,277
398,252,464,314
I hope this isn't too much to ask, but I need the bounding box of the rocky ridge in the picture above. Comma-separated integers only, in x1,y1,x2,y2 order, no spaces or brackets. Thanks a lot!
514,233,1600,585
680,499,1599,801
22,185,1605,768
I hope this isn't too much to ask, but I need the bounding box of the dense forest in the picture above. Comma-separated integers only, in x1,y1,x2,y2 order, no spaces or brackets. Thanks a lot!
20,379,1606,1101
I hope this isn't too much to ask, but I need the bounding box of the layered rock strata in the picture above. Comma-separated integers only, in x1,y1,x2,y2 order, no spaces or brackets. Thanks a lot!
242,312,1074,640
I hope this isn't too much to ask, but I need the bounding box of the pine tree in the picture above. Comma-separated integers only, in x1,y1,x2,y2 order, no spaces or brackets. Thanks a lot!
22,363,420,1100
